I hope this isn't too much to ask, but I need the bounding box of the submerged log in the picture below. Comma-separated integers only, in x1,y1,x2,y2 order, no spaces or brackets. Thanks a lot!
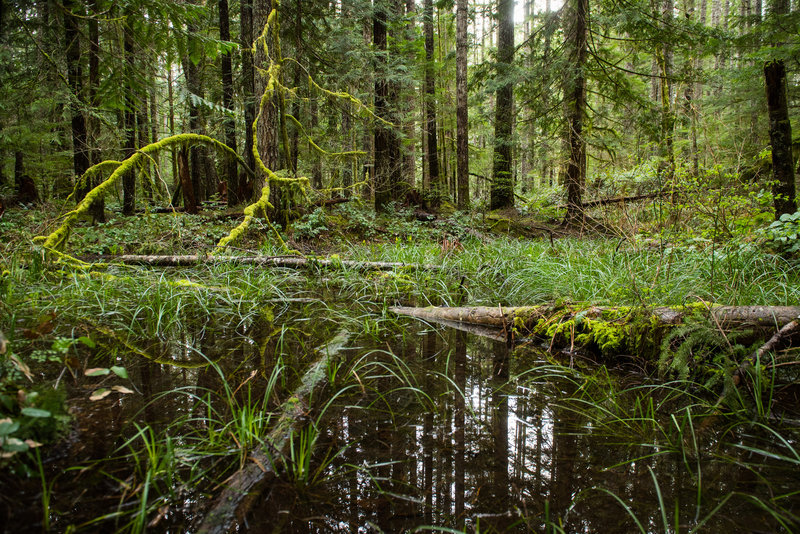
196,330,350,534
390,304,800,358
80,254,441,271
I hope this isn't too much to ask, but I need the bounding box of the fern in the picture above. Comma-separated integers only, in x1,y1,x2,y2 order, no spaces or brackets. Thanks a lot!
658,311,751,386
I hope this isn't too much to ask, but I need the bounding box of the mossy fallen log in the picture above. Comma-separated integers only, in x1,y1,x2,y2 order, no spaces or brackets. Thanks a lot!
389,304,800,360
196,330,350,534
79,253,441,271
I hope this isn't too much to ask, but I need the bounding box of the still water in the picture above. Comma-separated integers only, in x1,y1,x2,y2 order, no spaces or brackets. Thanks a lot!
3,301,799,533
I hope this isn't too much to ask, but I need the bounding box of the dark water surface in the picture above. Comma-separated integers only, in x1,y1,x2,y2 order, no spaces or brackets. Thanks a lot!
3,301,799,533
245,327,800,533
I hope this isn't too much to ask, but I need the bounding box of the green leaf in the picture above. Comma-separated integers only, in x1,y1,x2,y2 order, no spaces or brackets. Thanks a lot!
0,419,20,436
85,368,110,377
110,366,128,379
77,336,96,348
2,437,29,452
20,407,51,418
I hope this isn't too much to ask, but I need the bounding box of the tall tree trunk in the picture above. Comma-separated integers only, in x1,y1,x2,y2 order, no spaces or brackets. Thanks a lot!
219,0,240,206
373,0,401,211
64,0,90,202
658,0,675,185
310,98,323,189
456,0,469,209
403,0,417,189
254,0,281,201
122,9,136,216
138,99,152,201
765,61,796,218
86,0,104,221
289,1,302,176
564,0,587,224
490,0,514,210
240,0,256,202
424,0,441,204
764,0,795,218
167,66,178,191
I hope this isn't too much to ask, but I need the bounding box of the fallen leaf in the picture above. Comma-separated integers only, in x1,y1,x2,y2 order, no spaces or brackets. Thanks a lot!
10,354,33,381
90,388,112,401
112,385,134,394
85,368,110,377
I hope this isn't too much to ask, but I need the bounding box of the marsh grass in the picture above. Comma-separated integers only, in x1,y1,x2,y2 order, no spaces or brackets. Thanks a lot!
516,359,800,532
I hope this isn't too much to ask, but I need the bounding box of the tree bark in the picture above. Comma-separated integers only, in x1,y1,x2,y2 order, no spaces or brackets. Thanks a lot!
373,0,402,211
764,60,796,217
456,0,469,210
240,0,256,202
564,0,587,225
64,0,90,202
219,0,240,206
490,0,515,210
86,0,105,221
254,0,281,198
122,9,136,216
424,0,441,204
178,148,198,214
80,254,442,271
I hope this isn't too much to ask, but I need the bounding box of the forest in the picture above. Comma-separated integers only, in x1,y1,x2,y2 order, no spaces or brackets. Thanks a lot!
1,0,799,532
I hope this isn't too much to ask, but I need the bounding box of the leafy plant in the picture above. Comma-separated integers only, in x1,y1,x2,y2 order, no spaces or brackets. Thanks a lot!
292,207,329,240
762,211,800,256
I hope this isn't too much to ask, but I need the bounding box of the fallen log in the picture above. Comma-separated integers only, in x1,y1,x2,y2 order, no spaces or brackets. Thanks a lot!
78,254,441,271
390,304,800,359
556,190,671,211
732,317,800,387
196,330,350,534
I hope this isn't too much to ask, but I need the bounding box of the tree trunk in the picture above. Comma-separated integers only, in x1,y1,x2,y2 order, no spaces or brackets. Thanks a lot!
86,0,104,221
402,0,417,189
490,0,514,210
254,0,281,198
373,0,401,211
390,304,800,357
64,0,90,201
564,0,588,224
167,66,178,191
138,98,152,201
240,0,256,202
456,0,469,210
310,98,323,189
178,148,198,214
219,0,240,206
424,0,441,204
658,0,676,185
122,10,136,216
764,59,797,218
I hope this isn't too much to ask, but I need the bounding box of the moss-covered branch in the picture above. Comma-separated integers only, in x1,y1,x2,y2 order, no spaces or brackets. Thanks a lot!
35,134,252,254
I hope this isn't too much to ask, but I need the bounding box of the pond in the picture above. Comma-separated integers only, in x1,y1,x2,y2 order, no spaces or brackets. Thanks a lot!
2,297,799,533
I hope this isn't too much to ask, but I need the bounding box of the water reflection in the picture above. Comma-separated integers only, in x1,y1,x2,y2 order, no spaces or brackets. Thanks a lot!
5,304,799,533
251,326,800,533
